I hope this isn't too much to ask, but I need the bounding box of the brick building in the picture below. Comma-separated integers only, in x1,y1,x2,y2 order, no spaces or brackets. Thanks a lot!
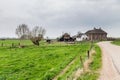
85,28,107,41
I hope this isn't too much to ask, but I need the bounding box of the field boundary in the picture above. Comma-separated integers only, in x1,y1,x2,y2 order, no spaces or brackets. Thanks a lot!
53,56,78,80
71,49,95,80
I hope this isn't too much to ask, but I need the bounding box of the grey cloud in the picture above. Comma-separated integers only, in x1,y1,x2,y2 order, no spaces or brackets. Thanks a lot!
0,0,120,38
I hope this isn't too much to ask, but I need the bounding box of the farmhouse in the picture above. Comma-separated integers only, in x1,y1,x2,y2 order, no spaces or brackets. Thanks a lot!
85,28,107,41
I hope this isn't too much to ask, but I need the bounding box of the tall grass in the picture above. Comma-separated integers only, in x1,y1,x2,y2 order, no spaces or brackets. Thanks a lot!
0,40,90,80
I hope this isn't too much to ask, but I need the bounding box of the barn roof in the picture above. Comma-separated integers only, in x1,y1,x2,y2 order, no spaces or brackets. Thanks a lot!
85,28,107,34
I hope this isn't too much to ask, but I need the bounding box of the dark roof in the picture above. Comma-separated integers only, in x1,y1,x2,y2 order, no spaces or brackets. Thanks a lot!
63,33,70,37
85,28,107,34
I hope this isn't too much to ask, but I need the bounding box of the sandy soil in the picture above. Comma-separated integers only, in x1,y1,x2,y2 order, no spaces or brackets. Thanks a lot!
97,41,120,80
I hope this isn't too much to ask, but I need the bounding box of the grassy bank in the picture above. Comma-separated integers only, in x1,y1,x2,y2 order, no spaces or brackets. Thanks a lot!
112,40,120,46
57,44,89,80
78,44,102,80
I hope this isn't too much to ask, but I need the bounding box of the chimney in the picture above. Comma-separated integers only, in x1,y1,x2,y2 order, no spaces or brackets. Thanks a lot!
94,27,96,30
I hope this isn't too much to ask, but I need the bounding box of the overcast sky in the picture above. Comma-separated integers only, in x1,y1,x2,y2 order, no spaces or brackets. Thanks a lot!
0,0,120,38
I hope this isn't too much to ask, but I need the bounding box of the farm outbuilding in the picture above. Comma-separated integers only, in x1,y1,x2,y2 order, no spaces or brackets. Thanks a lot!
76,34,88,41
58,33,75,42
73,33,88,41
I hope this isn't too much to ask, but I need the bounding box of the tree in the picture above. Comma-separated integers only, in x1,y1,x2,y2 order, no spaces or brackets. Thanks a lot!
15,24,46,46
16,24,29,39
77,31,83,38
29,26,46,46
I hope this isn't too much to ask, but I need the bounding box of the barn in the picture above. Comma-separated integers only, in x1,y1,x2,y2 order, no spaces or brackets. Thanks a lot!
58,33,75,42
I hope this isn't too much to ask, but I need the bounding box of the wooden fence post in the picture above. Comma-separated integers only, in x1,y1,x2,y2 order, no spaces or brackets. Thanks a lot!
12,43,14,47
67,76,69,80
80,56,85,72
87,50,90,59
90,41,94,50
80,56,83,67
18,43,20,46
1,43,3,47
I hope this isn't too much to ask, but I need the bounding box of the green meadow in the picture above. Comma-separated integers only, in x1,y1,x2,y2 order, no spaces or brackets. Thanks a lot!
0,40,101,80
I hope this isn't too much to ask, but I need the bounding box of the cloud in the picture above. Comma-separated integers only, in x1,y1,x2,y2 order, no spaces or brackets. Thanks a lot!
0,0,120,38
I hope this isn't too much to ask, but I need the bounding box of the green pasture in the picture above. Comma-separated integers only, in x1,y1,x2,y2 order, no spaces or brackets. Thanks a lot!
0,40,91,80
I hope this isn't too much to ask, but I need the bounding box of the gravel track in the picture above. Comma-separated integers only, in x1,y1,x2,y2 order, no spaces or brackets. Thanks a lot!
98,41,120,80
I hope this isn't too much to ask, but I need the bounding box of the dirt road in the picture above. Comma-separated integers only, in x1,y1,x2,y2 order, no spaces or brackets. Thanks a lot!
98,41,120,80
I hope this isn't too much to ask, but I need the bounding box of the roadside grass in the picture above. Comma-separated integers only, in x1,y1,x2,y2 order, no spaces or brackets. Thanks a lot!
78,44,102,80
57,43,90,80
111,40,120,46
90,45,102,71
0,40,90,80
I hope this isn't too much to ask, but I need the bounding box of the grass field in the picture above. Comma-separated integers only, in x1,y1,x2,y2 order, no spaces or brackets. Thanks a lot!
112,40,120,46
0,40,92,80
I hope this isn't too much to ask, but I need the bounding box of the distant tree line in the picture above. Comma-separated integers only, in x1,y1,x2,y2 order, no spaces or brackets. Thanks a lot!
15,24,46,46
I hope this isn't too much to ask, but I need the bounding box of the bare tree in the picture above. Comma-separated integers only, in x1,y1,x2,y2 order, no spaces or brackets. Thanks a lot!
30,26,46,46
15,24,46,46
16,24,29,39
77,31,83,37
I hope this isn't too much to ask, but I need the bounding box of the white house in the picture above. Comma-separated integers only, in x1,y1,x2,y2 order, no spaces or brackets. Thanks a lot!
74,32,88,41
